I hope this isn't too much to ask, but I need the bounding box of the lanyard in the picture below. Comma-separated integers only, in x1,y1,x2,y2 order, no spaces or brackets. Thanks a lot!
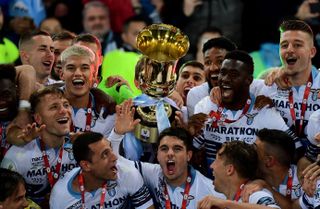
209,98,251,128
39,139,64,188
285,167,293,198
70,95,92,132
78,171,107,209
0,122,10,157
163,173,192,209
288,73,312,136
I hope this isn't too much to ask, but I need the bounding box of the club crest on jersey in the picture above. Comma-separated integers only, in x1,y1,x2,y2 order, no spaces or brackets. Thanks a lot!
246,113,258,125
107,181,117,197
180,192,194,206
64,144,74,161
311,89,320,101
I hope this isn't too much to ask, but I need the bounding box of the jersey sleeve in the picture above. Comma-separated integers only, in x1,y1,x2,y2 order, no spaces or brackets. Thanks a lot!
299,193,315,209
121,161,154,209
250,79,266,96
0,148,19,172
249,190,280,208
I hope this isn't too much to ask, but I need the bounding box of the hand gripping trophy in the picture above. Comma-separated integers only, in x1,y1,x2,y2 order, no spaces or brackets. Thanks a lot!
133,23,189,143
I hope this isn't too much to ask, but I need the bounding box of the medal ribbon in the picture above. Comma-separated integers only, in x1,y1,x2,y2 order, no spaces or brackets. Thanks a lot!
163,172,192,209
70,95,92,132
209,98,251,128
40,139,64,188
78,171,107,209
286,167,293,198
288,73,312,136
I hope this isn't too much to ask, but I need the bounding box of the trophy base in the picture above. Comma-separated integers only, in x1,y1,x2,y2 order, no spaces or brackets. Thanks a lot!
133,103,177,143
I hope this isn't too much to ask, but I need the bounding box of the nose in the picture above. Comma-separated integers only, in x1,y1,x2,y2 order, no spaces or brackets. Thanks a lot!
111,151,118,161
210,62,220,72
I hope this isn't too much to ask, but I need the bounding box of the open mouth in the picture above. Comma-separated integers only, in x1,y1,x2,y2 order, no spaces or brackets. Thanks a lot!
111,165,118,174
72,79,85,87
210,74,219,81
56,117,69,124
221,84,233,98
166,160,175,175
286,57,297,66
183,87,192,97
43,61,52,68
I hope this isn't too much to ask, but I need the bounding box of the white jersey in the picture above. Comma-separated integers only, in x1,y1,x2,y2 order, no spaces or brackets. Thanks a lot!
259,67,320,139
187,79,265,117
238,189,280,208
307,109,320,146
132,160,226,209
72,94,115,138
50,158,153,209
193,94,289,165
1,138,77,203
299,179,320,209
277,165,302,200
108,132,226,209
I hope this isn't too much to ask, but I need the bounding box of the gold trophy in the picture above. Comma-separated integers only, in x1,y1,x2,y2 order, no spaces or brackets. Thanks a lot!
134,24,189,143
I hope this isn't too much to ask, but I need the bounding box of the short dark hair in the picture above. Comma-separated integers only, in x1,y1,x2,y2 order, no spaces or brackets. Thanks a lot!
219,141,258,180
19,30,51,50
202,37,237,54
279,19,314,39
122,15,151,33
256,129,295,167
158,127,193,151
178,60,204,75
0,64,16,83
0,168,25,202
73,132,104,163
52,31,76,42
29,86,65,114
224,50,254,75
73,33,102,55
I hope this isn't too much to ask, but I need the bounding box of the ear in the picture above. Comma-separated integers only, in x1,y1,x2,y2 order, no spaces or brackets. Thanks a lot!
187,150,193,162
246,75,253,86
98,55,103,67
265,155,275,168
20,50,30,63
311,46,317,58
121,33,127,44
34,113,42,125
226,164,235,176
80,160,91,172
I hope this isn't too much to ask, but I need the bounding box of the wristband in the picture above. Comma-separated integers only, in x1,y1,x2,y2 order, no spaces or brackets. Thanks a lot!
19,100,31,110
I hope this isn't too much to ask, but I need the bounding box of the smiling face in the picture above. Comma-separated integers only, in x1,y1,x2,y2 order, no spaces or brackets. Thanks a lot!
218,59,252,105
157,136,192,185
280,30,316,76
23,35,54,81
203,47,228,89
0,79,18,121
62,55,95,98
87,139,118,181
176,65,205,102
34,93,71,137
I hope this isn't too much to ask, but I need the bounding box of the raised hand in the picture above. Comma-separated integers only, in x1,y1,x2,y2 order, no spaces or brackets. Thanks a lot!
17,123,46,144
114,99,140,135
